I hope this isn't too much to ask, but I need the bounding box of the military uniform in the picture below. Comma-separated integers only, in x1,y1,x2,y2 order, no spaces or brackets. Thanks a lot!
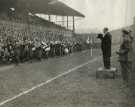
117,30,132,82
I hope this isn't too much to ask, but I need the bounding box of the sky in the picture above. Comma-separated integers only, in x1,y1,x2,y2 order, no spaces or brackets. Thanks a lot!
59,0,135,32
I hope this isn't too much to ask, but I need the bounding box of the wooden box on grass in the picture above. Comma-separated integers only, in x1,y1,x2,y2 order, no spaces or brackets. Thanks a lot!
96,67,118,79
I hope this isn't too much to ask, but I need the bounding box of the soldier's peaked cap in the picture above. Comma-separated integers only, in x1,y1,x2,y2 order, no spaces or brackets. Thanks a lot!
122,29,129,34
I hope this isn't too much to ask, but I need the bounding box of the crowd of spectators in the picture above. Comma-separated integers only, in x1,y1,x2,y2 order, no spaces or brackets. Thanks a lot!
0,12,92,65
0,20,87,65
0,35,85,65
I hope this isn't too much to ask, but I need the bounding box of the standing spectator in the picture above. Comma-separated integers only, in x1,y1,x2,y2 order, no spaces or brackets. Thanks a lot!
14,41,20,65
28,40,34,62
34,38,42,61
116,29,131,83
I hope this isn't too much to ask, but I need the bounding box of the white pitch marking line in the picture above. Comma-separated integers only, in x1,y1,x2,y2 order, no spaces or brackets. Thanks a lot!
0,65,14,72
0,57,99,107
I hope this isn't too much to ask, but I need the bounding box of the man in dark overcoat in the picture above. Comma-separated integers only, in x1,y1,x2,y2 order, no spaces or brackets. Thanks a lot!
102,27,112,69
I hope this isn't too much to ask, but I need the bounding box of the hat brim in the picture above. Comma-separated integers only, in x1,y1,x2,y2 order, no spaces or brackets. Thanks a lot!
122,29,129,34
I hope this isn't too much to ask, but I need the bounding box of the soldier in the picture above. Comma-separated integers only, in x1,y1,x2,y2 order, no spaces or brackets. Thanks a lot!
128,30,134,72
116,29,131,83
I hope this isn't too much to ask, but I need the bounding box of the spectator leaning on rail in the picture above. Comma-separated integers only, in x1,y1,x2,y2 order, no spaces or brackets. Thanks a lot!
116,29,133,83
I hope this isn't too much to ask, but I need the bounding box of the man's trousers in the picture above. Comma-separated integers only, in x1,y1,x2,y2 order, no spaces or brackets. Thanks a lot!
103,56,111,69
120,62,129,82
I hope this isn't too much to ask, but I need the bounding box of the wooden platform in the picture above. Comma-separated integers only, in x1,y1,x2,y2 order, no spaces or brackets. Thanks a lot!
96,67,118,79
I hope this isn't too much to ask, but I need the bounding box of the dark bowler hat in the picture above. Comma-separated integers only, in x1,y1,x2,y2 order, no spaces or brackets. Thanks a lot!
97,33,103,39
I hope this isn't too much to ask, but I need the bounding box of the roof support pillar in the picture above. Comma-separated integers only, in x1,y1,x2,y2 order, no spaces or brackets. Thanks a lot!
55,15,57,24
62,16,65,26
67,16,69,29
73,16,75,32
48,15,51,21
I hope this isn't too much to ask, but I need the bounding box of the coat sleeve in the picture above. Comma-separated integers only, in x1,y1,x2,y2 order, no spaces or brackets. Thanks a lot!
105,33,112,52
119,41,130,55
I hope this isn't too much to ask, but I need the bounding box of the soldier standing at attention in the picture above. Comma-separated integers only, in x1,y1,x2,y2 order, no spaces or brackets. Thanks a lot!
116,29,132,83
128,30,134,72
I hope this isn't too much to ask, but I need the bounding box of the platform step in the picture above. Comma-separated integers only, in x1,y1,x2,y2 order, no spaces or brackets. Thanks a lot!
96,67,118,79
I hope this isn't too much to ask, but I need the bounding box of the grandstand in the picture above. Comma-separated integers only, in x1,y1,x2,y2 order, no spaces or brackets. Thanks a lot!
0,0,85,31
0,0,85,42
0,0,87,66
